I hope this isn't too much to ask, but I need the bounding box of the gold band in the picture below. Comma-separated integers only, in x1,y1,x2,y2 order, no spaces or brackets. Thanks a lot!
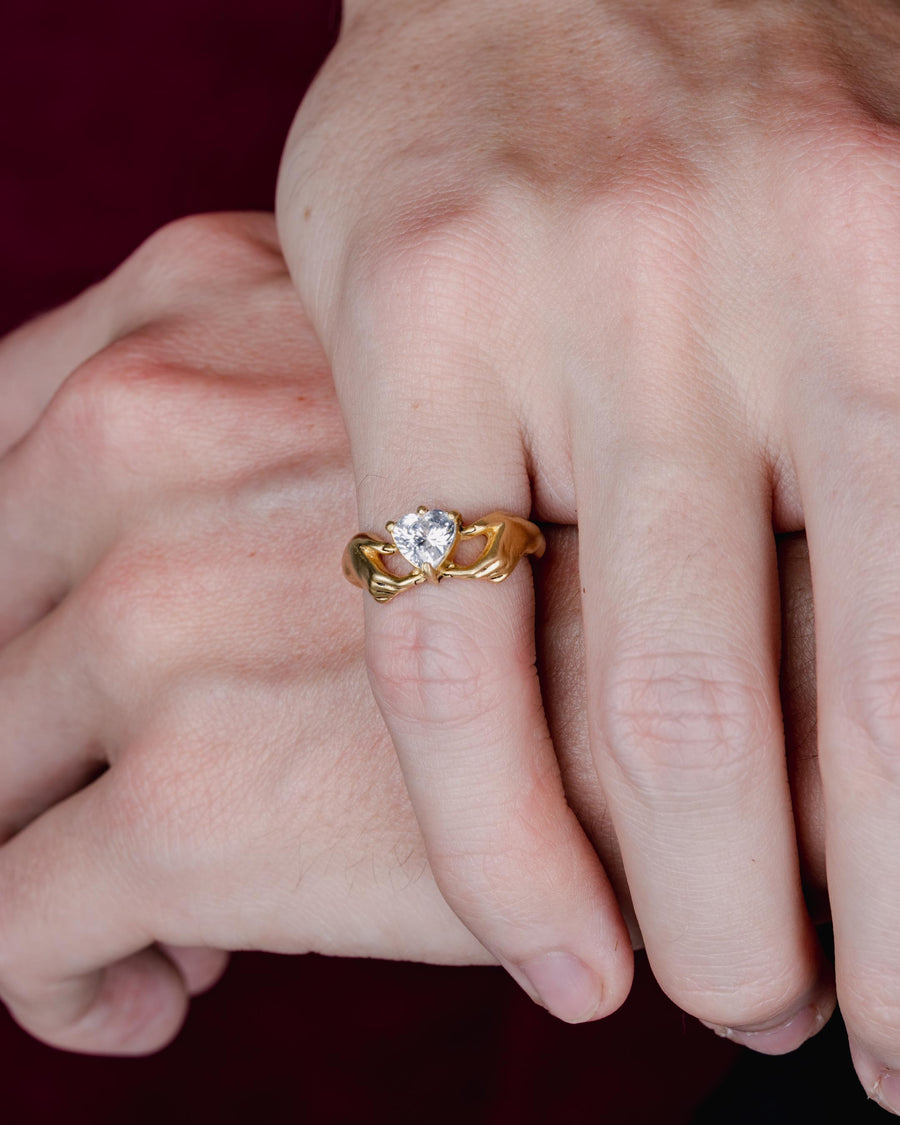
342,506,546,603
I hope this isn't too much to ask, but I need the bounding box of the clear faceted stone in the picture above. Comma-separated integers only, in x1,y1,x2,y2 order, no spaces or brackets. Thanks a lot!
391,509,458,570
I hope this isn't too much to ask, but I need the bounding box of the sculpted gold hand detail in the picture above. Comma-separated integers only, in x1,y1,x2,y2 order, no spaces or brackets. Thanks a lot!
342,534,426,603
445,511,546,582
342,507,545,603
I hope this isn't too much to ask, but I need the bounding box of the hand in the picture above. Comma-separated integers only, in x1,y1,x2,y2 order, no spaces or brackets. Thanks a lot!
0,212,826,1056
0,213,487,1054
277,0,900,1084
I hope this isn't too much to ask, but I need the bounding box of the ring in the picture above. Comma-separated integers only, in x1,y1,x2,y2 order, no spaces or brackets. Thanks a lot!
342,506,546,603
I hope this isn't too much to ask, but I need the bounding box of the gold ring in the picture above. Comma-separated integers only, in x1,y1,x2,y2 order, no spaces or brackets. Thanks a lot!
342,506,546,603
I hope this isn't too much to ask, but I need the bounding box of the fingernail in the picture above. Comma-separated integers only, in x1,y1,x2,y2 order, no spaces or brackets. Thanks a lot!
873,1071,900,1115
515,951,603,1024
851,1047,900,1116
701,1002,827,1055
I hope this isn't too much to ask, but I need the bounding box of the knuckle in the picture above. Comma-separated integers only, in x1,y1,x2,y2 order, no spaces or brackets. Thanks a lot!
602,649,773,792
133,213,224,269
126,212,274,290
106,756,203,883
576,169,701,258
435,851,546,932
401,741,571,929
566,177,706,357
81,545,198,676
102,745,253,919
99,213,280,332
370,604,520,729
43,343,175,471
839,633,900,781
430,820,567,933
346,192,517,335
796,117,900,247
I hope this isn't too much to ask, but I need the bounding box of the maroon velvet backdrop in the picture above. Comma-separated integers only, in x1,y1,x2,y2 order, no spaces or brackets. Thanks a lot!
0,2,747,1120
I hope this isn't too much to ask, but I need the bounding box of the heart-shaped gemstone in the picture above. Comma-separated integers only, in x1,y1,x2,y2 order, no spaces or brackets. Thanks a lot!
391,509,459,570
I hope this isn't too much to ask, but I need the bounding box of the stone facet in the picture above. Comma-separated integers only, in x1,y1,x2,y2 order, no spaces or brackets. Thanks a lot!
391,509,458,570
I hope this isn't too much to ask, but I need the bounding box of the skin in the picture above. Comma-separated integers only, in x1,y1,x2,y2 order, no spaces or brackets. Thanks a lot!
0,213,828,1061
276,0,900,1098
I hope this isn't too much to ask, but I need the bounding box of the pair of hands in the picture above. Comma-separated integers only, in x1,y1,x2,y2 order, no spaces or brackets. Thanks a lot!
274,0,900,1107
5,0,900,1108
0,213,824,1060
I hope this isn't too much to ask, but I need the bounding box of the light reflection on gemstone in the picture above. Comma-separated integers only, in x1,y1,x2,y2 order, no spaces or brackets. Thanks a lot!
391,509,458,569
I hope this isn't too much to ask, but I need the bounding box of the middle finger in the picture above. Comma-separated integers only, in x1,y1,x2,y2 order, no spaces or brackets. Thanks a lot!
576,417,834,1052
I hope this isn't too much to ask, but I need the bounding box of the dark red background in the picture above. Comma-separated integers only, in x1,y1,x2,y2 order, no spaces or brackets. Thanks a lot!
0,2,881,1121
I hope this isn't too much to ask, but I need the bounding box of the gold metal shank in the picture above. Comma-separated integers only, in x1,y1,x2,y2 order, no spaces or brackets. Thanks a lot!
342,509,546,604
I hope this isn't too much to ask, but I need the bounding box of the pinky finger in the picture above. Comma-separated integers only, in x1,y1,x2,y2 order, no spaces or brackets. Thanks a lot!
3,948,187,1057
0,782,187,1056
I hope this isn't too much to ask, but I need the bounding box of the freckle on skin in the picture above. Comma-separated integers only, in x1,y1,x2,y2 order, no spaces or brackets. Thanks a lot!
303,207,312,220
